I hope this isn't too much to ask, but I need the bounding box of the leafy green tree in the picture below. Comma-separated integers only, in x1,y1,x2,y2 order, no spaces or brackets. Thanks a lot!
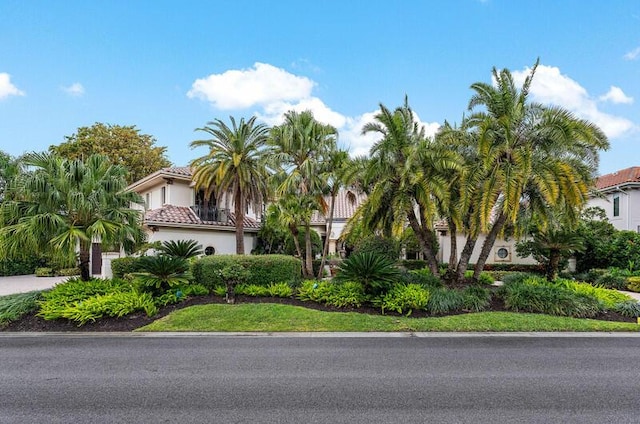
609,231,640,271
357,98,458,276
0,153,145,280
269,110,337,277
50,123,171,184
573,207,616,272
0,150,23,202
133,255,191,296
441,60,608,283
190,116,271,255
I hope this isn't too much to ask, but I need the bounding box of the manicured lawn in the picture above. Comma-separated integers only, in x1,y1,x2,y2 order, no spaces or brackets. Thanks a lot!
137,303,640,332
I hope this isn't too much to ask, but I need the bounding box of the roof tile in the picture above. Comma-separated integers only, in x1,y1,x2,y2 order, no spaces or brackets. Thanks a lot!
596,167,640,190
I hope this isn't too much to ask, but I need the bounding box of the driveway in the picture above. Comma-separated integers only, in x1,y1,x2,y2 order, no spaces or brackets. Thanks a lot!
0,275,67,296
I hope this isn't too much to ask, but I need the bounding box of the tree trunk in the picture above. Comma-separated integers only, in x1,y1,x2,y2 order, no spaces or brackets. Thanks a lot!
447,218,458,273
225,281,236,304
453,235,477,284
234,189,245,255
407,209,439,276
304,222,313,278
289,225,303,260
546,249,561,281
79,241,91,281
472,213,508,281
317,191,336,279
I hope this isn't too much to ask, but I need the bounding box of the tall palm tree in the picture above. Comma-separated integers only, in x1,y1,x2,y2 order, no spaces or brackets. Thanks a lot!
269,110,337,277
359,98,459,275
190,116,271,255
0,153,145,280
459,60,608,281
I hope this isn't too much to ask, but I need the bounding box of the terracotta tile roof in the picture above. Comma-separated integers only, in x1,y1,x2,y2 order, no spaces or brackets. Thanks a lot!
596,167,640,190
146,205,200,225
311,189,367,224
161,166,193,177
145,205,259,229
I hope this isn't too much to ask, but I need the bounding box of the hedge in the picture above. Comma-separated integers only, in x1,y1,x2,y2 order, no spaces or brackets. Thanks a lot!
191,255,302,289
0,257,43,276
111,257,144,278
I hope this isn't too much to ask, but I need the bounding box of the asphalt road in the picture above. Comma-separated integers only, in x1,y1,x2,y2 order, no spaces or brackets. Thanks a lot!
1,335,640,423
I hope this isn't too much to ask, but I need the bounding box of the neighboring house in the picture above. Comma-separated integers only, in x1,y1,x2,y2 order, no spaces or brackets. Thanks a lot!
126,166,260,256
588,166,640,232
311,189,368,257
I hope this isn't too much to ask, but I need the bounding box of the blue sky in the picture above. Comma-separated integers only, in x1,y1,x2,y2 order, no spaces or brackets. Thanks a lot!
1,0,638,175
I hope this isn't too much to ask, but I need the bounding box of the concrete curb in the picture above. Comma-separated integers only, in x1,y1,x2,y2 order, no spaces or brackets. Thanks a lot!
1,331,639,338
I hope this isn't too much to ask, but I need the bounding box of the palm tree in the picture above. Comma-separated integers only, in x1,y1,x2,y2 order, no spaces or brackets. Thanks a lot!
190,116,271,254
458,60,608,282
0,153,145,280
358,98,459,275
269,110,337,277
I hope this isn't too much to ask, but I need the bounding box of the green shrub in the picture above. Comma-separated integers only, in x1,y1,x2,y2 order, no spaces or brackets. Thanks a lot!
501,272,539,285
464,270,495,285
57,267,80,277
133,256,192,295
500,278,601,318
553,279,631,309
212,285,227,297
353,235,400,262
426,288,465,314
0,291,42,325
594,273,627,290
400,260,428,270
158,239,203,259
267,282,293,298
462,286,491,312
627,276,640,293
376,284,430,315
191,255,301,289
180,284,209,297
612,301,640,318
325,281,366,308
296,280,333,303
334,252,400,295
111,257,144,278
0,256,42,276
237,284,270,297
39,291,157,325
405,268,443,288
35,267,55,277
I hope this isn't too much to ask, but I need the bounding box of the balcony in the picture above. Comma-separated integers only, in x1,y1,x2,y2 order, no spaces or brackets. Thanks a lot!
191,205,229,223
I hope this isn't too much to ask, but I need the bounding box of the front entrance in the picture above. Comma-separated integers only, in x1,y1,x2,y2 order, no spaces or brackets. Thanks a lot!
91,243,102,275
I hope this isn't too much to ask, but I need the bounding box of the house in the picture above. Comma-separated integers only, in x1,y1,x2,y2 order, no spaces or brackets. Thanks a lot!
123,166,260,257
588,166,640,232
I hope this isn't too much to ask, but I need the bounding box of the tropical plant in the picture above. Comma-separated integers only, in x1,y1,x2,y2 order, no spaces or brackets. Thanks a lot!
158,239,203,259
218,263,251,304
269,110,337,277
0,153,146,280
334,251,400,295
132,255,191,295
190,116,271,255
356,98,459,276
376,283,430,315
438,60,608,283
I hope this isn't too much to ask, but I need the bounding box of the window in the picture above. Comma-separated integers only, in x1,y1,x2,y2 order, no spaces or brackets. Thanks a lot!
495,247,511,262
496,248,509,259
613,196,620,217
204,246,215,256
145,193,150,208
161,187,166,205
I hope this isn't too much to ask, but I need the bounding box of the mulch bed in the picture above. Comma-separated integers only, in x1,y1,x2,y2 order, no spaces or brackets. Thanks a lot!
1,288,635,332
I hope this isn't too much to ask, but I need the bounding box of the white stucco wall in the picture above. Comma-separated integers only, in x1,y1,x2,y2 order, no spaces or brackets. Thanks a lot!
168,181,193,208
587,190,640,232
145,227,257,255
438,232,538,265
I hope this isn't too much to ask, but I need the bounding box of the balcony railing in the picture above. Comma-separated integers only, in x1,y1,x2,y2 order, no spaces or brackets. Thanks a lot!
191,205,229,223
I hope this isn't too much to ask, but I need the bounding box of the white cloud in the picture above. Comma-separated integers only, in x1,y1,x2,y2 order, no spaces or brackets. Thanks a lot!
599,86,633,104
188,63,440,157
187,62,315,109
340,110,440,158
624,47,640,60
511,64,635,138
62,82,85,97
0,73,25,99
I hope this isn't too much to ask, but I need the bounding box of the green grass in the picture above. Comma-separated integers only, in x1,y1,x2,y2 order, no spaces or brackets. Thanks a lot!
0,291,42,325
137,303,640,332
